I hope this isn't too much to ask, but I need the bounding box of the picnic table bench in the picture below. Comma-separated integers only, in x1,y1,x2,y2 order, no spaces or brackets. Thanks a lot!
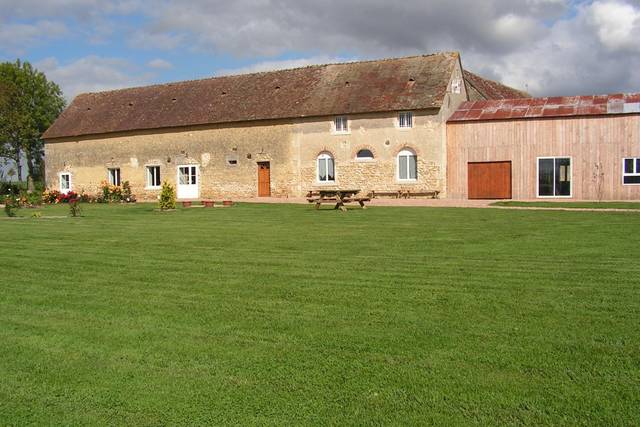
368,189,440,199
307,189,370,211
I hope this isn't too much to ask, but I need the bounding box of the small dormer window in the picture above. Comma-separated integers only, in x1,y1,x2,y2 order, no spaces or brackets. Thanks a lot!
398,112,413,128
334,116,349,133
451,78,462,94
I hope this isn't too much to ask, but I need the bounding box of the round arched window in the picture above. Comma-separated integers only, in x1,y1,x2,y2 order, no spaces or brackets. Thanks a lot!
356,149,374,160
317,152,335,183
397,148,417,181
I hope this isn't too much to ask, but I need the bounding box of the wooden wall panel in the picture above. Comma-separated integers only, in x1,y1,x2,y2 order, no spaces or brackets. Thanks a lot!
447,115,640,200
468,161,512,199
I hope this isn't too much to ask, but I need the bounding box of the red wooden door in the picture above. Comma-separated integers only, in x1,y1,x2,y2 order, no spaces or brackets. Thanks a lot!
258,162,271,196
468,161,512,199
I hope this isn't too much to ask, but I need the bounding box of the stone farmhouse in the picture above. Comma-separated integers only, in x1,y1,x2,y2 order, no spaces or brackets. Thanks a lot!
42,52,528,200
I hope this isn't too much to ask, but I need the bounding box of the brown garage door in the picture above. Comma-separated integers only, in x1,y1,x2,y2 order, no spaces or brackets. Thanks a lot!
468,161,512,199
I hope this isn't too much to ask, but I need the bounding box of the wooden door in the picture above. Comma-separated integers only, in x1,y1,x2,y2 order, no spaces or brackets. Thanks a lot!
258,162,271,196
468,161,512,199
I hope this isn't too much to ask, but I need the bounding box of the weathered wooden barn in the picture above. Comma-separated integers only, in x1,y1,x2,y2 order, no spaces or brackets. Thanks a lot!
447,94,640,200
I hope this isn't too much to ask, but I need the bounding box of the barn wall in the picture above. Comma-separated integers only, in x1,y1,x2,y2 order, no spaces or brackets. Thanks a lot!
44,108,458,200
447,115,640,200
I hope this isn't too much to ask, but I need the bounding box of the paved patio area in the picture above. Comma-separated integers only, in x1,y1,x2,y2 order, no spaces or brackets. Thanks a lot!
235,197,639,212
235,197,494,208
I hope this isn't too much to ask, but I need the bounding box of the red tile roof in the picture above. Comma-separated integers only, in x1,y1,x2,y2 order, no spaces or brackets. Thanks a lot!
448,93,640,122
44,53,462,139
463,70,530,101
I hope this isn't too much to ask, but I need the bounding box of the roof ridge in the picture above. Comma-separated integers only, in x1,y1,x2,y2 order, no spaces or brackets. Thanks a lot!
78,51,460,99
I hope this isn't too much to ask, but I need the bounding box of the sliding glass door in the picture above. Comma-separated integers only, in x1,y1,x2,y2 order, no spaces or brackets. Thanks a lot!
538,157,571,197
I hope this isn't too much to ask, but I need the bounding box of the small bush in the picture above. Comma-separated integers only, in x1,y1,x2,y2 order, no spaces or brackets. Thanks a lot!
159,181,176,210
3,195,18,217
98,180,135,203
79,191,96,203
122,181,136,203
23,191,42,207
69,198,81,217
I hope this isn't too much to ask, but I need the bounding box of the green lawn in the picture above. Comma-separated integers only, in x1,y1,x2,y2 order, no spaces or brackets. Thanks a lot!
1,203,639,425
492,201,640,210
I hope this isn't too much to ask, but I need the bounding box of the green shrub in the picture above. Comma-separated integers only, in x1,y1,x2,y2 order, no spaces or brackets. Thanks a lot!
23,191,42,207
122,181,136,203
3,195,18,217
159,181,176,210
69,198,81,217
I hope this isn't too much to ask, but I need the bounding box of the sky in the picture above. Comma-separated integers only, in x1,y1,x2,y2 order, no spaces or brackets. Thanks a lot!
0,0,639,101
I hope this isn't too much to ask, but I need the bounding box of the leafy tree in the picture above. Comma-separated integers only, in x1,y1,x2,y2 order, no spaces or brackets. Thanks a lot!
0,60,65,183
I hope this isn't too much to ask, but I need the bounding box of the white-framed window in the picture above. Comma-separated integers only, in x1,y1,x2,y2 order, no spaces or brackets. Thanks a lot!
623,158,640,185
398,111,413,128
59,173,71,194
333,116,349,134
146,165,161,188
356,149,374,161
317,152,335,183
537,157,571,197
108,168,121,186
397,149,417,181
622,157,640,185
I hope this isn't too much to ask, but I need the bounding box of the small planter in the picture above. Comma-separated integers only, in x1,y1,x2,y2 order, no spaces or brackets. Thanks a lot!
182,201,193,208
222,200,233,207
203,200,215,208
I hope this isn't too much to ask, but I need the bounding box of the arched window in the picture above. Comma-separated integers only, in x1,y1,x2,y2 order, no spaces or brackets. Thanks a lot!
397,149,417,181
356,149,374,160
317,152,335,183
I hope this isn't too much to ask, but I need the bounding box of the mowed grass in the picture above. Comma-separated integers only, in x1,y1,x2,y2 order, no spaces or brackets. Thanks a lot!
1,203,639,425
492,201,640,210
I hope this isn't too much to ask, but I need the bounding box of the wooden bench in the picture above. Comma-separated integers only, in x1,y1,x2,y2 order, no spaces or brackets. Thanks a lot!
368,190,402,199
403,190,440,199
308,189,369,211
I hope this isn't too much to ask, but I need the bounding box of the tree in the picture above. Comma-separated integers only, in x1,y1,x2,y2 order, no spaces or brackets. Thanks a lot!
0,60,65,183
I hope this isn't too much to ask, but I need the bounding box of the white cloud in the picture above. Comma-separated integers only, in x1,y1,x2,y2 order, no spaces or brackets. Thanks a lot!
35,55,153,100
0,0,144,20
216,56,353,76
147,58,173,69
465,0,640,96
0,20,67,55
128,30,184,50
588,0,640,51
4,0,640,97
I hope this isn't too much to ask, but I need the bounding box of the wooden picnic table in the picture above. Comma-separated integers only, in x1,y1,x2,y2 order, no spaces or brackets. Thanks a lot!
307,189,370,211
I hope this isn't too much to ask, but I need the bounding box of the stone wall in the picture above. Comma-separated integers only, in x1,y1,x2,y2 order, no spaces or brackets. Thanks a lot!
45,120,298,200
45,63,468,200
294,110,446,196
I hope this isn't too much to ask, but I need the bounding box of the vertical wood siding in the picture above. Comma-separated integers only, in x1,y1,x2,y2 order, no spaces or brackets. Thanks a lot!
446,115,640,200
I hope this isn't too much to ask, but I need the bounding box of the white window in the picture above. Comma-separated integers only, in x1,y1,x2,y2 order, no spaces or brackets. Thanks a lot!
398,112,413,128
356,149,374,161
537,157,571,197
623,157,640,185
317,152,335,183
397,149,417,181
108,168,121,186
334,116,349,133
59,173,71,194
451,78,462,94
146,165,161,188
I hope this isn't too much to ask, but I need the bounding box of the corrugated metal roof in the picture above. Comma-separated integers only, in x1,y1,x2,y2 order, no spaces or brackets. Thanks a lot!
448,93,640,122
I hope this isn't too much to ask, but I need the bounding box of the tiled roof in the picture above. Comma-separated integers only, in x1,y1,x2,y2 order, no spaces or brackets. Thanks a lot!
463,70,530,101
44,53,461,139
448,93,640,122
